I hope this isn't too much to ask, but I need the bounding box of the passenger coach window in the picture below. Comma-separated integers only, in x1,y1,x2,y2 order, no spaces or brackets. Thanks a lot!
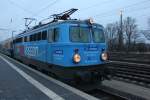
70,27,90,42
92,29,105,43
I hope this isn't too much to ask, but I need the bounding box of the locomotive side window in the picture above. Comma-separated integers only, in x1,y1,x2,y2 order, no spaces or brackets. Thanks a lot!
33,34,36,41
92,29,105,43
24,36,27,42
53,28,59,42
35,33,38,41
42,30,47,40
70,27,90,42
27,36,30,42
37,32,41,40
30,35,33,41
15,38,18,43
48,28,59,42
29,35,31,41
20,38,22,42
22,37,24,42
32,35,34,41
31,35,34,41
16,37,22,43
48,29,53,42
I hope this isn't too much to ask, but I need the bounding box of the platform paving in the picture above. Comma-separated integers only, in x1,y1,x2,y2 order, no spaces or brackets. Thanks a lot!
0,54,99,100
103,80,150,100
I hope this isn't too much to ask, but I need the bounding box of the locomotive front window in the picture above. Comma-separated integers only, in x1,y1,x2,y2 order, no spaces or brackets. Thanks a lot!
92,29,105,43
70,27,90,42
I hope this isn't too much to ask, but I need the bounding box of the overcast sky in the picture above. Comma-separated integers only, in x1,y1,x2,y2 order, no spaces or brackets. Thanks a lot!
0,0,150,41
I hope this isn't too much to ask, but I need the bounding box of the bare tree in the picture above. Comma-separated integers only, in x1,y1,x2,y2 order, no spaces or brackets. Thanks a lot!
105,22,119,51
105,17,138,52
132,33,140,44
148,18,150,29
123,17,137,51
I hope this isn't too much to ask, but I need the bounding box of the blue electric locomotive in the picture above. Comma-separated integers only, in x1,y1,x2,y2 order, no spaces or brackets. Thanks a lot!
13,9,109,82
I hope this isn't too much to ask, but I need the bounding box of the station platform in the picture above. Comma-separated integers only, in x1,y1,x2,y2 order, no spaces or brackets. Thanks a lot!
103,80,150,100
0,54,99,100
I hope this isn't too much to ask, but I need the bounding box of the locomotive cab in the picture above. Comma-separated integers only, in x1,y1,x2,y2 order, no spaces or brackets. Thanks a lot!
47,20,109,82
48,20,108,67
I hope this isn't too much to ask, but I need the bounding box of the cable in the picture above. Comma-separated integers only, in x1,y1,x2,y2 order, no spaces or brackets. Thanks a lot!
95,10,150,29
96,13,150,26
7,0,60,17
6,0,60,30
93,0,150,18
7,0,36,15
94,5,150,19
33,0,60,17
80,0,112,12
134,14,150,19
0,28,11,31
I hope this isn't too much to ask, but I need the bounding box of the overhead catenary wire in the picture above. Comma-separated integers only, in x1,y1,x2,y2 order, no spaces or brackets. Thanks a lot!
28,0,60,28
80,0,113,12
5,0,150,31
95,5,150,20
7,0,60,19
93,0,150,18
7,0,36,16
97,10,150,22
95,10,150,29
6,0,60,31
0,28,11,31
32,0,60,17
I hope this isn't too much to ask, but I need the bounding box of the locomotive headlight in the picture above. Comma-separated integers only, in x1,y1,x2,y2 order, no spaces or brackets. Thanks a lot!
73,54,81,63
101,52,108,61
87,17,94,24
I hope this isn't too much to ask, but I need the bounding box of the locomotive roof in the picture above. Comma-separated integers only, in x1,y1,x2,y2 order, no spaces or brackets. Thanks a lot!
16,19,103,38
51,20,103,26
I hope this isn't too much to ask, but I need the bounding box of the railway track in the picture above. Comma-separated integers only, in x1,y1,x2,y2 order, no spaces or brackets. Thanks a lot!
108,61,150,87
110,59,150,65
109,52,150,64
86,85,146,100
86,89,126,100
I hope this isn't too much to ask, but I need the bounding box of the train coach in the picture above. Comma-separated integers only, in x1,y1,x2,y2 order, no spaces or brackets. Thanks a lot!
0,38,13,56
3,9,110,83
